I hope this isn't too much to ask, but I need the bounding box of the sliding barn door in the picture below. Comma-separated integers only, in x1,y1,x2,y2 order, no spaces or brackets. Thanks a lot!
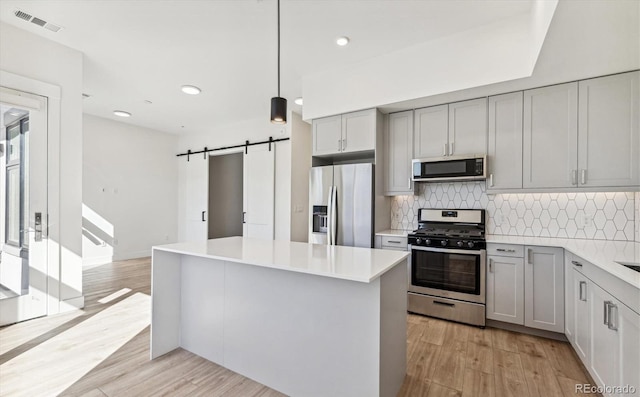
243,144,275,240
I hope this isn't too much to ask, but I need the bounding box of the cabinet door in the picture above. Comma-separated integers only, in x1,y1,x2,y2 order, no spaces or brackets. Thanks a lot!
524,246,564,332
341,109,376,154
564,253,575,342
578,71,640,188
448,98,487,156
414,104,448,158
312,115,342,156
486,255,524,325
589,282,620,392
619,302,640,397
385,111,414,194
573,270,591,365
487,92,523,190
523,83,578,188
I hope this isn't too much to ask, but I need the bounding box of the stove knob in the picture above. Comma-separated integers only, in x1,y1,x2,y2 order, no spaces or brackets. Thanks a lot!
425,239,431,245
467,241,475,248
415,238,422,245
456,241,464,247
440,240,448,247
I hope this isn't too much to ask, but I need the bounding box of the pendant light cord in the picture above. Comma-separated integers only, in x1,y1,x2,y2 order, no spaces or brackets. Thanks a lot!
277,0,281,97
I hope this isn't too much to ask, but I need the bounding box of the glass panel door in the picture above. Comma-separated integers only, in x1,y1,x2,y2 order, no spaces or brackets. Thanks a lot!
411,250,481,295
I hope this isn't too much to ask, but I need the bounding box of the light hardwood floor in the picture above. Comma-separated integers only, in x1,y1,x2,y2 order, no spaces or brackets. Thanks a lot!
0,257,595,397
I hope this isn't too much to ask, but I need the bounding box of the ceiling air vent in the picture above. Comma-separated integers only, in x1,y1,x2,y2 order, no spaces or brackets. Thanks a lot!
13,9,63,33
15,10,32,21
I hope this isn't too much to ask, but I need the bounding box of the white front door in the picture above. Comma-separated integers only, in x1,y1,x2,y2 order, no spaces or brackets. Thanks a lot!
0,87,48,325
179,154,208,242
243,144,274,240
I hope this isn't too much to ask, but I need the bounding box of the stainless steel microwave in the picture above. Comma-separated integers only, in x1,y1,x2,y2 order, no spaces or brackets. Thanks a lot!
412,155,486,182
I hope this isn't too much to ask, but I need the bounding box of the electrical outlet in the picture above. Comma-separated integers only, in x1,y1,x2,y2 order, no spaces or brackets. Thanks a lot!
582,213,593,228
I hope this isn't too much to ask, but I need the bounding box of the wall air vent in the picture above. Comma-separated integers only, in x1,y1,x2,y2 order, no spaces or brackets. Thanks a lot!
14,9,63,33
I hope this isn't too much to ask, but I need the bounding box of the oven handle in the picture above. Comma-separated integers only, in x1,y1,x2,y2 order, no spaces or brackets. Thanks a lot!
409,245,485,256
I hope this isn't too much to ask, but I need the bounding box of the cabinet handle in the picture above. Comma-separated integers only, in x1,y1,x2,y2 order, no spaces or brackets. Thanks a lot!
338,139,341,151
443,143,448,156
408,177,411,189
571,170,577,186
342,139,346,150
449,142,454,155
604,301,610,326
579,281,587,301
496,248,516,253
571,260,582,267
607,303,618,331
527,249,533,264
201,211,206,222
489,173,494,187
581,169,587,185
433,300,455,307
489,258,493,273
243,212,246,224
387,240,402,244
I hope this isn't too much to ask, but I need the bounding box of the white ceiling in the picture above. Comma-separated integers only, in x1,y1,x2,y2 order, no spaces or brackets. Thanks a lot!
0,0,533,135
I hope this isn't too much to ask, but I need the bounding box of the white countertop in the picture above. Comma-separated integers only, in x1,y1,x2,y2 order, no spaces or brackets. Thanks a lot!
153,237,409,283
376,229,412,237
486,235,640,288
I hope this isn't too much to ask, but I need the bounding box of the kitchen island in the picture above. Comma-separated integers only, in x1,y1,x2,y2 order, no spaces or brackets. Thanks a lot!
151,237,409,397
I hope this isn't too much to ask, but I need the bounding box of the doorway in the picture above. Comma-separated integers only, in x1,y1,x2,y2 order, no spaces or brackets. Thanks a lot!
207,152,243,239
0,87,49,325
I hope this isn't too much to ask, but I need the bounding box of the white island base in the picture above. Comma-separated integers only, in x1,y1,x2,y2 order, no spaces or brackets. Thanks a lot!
151,237,408,397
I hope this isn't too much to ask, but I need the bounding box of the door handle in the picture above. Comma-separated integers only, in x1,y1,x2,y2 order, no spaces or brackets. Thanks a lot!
580,169,587,185
527,249,533,264
338,139,341,151
607,302,618,331
34,212,43,242
489,258,493,273
449,142,454,156
433,300,455,307
571,170,577,186
201,211,206,222
496,248,516,253
408,177,411,189
443,143,448,156
242,212,246,224
604,301,610,326
579,281,587,301
489,173,494,187
342,139,346,150
571,260,582,267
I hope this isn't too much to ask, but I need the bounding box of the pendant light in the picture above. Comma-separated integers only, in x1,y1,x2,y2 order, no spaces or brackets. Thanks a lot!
270,0,287,124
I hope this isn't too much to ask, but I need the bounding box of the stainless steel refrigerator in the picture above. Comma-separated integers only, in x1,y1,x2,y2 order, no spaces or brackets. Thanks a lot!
309,164,374,247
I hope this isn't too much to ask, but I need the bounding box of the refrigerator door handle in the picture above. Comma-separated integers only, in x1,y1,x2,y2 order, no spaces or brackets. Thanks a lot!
326,186,333,245
330,186,338,245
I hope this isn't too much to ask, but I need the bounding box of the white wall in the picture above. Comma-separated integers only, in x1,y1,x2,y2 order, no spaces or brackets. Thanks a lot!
289,112,312,242
82,114,179,264
303,0,640,119
0,22,83,311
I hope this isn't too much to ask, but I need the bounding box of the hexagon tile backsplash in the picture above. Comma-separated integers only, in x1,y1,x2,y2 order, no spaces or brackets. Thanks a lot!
390,182,639,242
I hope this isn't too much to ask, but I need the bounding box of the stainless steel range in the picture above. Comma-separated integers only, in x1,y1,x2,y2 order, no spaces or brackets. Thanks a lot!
407,208,486,327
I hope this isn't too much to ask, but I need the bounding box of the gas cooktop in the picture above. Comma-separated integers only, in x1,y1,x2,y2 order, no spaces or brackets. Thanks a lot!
408,208,486,250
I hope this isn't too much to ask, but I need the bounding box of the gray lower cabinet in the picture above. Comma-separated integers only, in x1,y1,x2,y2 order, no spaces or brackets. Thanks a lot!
486,254,524,324
524,246,564,333
487,91,523,191
486,244,563,333
565,253,640,397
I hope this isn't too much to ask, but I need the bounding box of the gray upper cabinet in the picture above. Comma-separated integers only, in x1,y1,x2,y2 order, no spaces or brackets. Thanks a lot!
312,109,377,156
341,109,376,154
414,98,487,159
312,115,342,156
413,104,448,158
487,92,523,191
523,82,578,189
384,111,414,195
577,71,640,188
448,98,487,156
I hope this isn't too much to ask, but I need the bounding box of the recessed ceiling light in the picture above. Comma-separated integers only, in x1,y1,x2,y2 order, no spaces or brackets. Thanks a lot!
113,110,131,117
294,97,303,106
181,85,201,95
336,36,350,46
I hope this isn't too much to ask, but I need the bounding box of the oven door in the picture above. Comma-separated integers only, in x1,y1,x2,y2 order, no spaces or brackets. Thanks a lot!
408,246,486,304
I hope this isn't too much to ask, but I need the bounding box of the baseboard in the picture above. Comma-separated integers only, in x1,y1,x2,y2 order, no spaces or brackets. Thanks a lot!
113,250,151,261
58,296,85,313
83,256,113,267
486,319,567,341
